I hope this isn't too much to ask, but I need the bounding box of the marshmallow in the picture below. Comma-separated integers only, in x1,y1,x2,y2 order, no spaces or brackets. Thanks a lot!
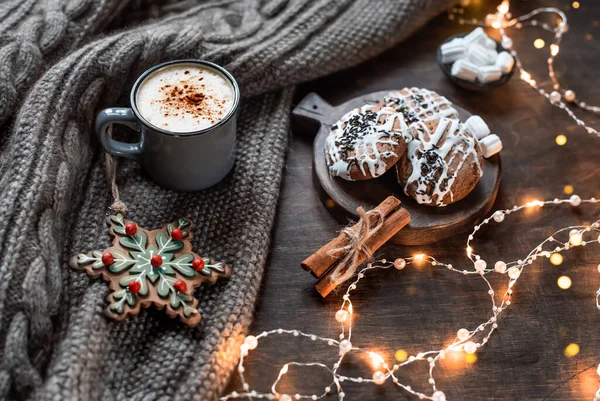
484,37,497,50
440,38,466,63
451,59,479,82
477,65,502,84
463,27,488,46
480,134,503,158
467,44,498,66
464,115,491,139
495,51,515,74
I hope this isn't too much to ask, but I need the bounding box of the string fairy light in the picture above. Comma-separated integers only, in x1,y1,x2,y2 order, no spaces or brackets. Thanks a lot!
448,0,600,138
221,195,600,401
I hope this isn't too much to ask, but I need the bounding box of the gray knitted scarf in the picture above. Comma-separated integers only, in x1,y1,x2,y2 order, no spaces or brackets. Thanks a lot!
0,0,450,399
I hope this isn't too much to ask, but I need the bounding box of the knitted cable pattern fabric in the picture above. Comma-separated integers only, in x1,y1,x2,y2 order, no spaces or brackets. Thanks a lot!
0,0,451,400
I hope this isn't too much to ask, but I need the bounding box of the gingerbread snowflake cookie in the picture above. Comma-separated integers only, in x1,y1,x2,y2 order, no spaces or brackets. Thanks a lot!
396,117,486,207
380,87,460,126
326,103,409,181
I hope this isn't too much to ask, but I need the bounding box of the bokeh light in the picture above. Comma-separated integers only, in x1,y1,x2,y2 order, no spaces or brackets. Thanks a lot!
534,38,546,49
555,134,567,145
557,275,572,289
550,253,563,265
395,349,408,362
564,343,580,357
563,185,574,195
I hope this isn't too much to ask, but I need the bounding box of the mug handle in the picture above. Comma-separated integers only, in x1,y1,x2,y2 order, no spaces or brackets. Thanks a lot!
96,108,142,159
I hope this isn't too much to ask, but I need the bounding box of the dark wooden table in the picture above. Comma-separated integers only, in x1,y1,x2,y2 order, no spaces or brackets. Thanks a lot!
228,1,600,399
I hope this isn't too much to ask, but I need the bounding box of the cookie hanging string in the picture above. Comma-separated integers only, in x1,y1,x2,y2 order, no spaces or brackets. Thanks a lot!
105,125,129,215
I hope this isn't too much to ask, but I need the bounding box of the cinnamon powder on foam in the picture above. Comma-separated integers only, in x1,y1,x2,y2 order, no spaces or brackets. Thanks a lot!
136,65,234,133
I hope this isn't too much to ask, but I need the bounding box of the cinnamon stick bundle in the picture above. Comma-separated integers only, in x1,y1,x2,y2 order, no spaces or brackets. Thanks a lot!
301,196,402,278
314,205,410,297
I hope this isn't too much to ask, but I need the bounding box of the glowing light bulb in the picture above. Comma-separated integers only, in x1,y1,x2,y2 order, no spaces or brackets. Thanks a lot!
244,335,258,350
508,267,521,279
372,371,386,385
557,275,572,289
494,261,507,274
369,352,384,369
474,259,487,274
457,328,470,341
492,20,502,29
414,253,426,263
497,1,509,15
339,339,352,355
569,229,582,246
493,211,505,222
550,44,560,56
570,194,581,206
335,309,349,323
464,341,477,354
394,258,406,270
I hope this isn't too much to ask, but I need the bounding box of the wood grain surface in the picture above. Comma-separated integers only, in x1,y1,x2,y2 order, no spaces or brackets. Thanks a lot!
226,1,600,399
292,91,501,245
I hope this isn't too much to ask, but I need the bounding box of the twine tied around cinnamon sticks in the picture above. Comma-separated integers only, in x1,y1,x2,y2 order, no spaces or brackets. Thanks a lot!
301,196,411,297
327,206,383,285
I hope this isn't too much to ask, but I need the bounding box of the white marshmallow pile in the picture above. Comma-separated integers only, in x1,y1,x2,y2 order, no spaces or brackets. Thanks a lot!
440,27,515,84
463,115,503,158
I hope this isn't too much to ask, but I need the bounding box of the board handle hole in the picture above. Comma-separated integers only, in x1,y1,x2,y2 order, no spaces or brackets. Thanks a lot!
312,104,318,110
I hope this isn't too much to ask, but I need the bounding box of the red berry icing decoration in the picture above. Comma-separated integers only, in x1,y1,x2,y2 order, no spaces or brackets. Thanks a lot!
151,255,163,267
101,252,114,266
171,227,183,241
125,223,137,236
192,257,205,271
128,281,141,294
173,280,187,293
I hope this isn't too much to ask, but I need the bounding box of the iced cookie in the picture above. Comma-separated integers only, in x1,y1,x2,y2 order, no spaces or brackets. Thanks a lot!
326,103,409,181
380,88,460,127
396,118,483,207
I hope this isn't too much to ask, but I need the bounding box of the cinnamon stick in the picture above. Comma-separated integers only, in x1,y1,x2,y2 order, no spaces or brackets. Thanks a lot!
314,206,411,297
301,196,401,278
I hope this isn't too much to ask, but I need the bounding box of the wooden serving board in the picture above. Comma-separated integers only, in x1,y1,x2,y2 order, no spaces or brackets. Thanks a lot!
292,90,501,246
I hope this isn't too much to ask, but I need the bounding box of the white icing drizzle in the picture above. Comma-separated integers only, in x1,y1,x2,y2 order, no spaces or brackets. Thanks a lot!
404,118,483,206
382,87,459,130
326,105,408,180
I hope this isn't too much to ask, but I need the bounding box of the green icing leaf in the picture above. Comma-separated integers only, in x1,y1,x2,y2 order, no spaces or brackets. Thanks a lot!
109,289,135,315
183,305,196,317
157,273,177,298
167,224,175,234
113,225,126,235
120,231,147,251
110,301,124,314
165,254,195,277
170,292,181,308
110,214,125,227
77,251,103,268
108,250,135,273
178,218,191,229
155,231,183,254
198,260,226,276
